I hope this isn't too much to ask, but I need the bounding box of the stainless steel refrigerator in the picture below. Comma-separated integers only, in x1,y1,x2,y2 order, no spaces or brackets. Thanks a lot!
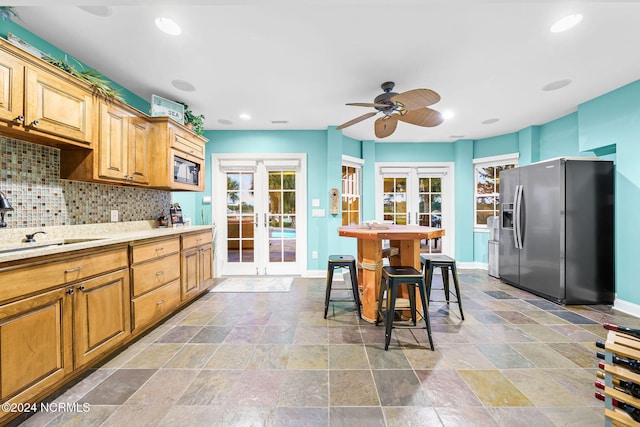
499,158,614,304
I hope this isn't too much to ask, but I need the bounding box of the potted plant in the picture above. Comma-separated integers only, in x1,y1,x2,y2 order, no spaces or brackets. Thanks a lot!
0,7,18,22
176,101,205,136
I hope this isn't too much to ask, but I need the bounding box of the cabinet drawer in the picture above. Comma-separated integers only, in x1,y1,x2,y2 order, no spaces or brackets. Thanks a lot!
132,279,180,331
131,253,180,297
172,130,204,159
131,237,180,264
182,231,213,250
0,246,128,303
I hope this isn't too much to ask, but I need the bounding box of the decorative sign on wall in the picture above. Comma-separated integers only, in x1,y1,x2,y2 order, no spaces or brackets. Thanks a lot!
330,188,339,215
151,95,184,124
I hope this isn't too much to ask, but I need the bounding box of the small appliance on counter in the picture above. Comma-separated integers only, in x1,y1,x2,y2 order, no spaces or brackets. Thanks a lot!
169,203,184,226
157,212,169,228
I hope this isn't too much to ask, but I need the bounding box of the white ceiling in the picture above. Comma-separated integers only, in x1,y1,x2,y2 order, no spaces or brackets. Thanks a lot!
9,1,640,143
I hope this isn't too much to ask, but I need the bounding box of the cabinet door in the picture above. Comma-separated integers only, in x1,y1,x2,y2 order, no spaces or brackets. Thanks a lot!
0,53,24,125
24,66,92,144
198,245,214,291
127,117,150,184
98,102,128,181
181,247,199,300
0,288,72,403
73,269,131,369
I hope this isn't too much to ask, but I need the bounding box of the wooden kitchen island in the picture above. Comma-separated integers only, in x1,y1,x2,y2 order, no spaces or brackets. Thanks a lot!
338,224,445,322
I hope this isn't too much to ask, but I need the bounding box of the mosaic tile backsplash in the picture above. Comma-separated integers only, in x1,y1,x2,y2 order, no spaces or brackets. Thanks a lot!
1,137,171,228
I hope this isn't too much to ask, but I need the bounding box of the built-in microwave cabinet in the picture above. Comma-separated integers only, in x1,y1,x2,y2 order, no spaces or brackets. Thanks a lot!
148,117,207,191
0,39,93,148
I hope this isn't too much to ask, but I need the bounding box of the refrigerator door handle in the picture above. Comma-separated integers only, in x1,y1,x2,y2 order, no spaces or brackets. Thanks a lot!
514,184,524,249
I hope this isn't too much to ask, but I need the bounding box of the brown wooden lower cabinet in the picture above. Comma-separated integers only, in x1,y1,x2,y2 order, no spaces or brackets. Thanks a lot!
181,230,214,301
73,268,131,369
131,279,181,331
0,287,73,405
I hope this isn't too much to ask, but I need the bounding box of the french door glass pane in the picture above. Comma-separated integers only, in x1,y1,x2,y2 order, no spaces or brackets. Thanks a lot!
268,171,296,264
226,172,254,263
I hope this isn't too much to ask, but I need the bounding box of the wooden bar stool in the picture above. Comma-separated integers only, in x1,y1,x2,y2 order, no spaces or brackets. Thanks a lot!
375,265,434,351
324,255,361,319
420,254,464,320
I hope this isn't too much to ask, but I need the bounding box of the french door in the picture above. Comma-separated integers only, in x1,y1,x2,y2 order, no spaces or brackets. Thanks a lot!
376,163,454,255
213,154,306,276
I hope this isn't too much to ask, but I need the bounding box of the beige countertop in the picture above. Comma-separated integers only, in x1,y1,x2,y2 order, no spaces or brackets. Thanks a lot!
0,221,214,263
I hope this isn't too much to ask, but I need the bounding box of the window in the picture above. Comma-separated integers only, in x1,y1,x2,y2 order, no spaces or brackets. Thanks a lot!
473,154,518,227
342,155,363,226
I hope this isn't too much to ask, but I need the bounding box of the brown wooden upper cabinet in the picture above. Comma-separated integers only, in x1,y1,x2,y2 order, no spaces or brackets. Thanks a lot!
60,101,151,185
0,39,93,148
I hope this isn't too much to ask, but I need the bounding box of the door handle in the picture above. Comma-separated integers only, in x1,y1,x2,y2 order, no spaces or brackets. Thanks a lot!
264,213,267,228
255,213,259,227
514,185,524,249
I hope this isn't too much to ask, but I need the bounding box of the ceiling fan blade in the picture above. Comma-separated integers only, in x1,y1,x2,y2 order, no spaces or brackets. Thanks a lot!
397,107,444,127
390,89,441,110
374,116,398,138
346,102,391,108
336,111,378,130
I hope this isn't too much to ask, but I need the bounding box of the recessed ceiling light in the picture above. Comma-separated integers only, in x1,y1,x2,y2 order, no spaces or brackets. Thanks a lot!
78,6,112,17
239,113,252,121
171,79,195,92
218,119,233,125
481,118,500,125
550,14,583,33
442,111,455,120
155,17,181,36
542,79,572,91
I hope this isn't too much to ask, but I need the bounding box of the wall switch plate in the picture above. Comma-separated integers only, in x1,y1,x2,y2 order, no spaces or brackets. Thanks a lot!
312,209,325,217
312,198,320,207
110,210,118,222
312,251,318,259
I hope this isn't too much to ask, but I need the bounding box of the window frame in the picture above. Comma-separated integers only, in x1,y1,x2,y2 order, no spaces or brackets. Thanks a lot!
473,153,519,230
341,155,364,226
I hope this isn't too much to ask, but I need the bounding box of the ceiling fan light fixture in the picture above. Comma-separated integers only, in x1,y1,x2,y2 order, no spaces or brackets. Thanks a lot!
442,110,455,120
550,14,583,33
155,17,182,36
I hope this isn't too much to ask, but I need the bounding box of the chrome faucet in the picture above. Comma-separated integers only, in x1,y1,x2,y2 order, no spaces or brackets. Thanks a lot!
25,231,46,243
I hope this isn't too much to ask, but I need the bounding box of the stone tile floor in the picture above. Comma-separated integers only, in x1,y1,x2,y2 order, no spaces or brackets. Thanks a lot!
14,271,640,426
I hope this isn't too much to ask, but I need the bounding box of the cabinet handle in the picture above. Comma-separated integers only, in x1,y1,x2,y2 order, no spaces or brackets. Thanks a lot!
14,115,24,123
156,299,166,305
64,266,82,273
156,247,164,252
30,120,39,127
155,271,164,276
66,288,74,295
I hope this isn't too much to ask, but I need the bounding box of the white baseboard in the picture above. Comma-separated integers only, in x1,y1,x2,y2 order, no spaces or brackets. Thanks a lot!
458,262,487,270
303,270,326,278
613,298,640,319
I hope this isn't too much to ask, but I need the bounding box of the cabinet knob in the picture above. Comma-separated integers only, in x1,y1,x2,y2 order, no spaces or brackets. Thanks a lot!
30,120,39,127
124,174,130,179
14,115,24,123
78,286,85,291
155,271,164,276
66,288,74,295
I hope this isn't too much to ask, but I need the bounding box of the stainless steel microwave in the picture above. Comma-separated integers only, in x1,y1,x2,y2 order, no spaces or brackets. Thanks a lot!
173,154,200,186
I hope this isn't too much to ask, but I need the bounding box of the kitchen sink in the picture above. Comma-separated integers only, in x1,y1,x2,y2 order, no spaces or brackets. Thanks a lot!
0,238,107,254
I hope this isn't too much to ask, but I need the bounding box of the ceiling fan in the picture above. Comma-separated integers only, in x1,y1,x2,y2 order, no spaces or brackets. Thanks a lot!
337,81,444,138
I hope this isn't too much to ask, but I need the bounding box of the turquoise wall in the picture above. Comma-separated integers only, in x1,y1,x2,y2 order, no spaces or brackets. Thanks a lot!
578,81,640,307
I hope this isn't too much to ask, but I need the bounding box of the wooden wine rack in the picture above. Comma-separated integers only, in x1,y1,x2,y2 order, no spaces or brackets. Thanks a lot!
601,329,640,426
